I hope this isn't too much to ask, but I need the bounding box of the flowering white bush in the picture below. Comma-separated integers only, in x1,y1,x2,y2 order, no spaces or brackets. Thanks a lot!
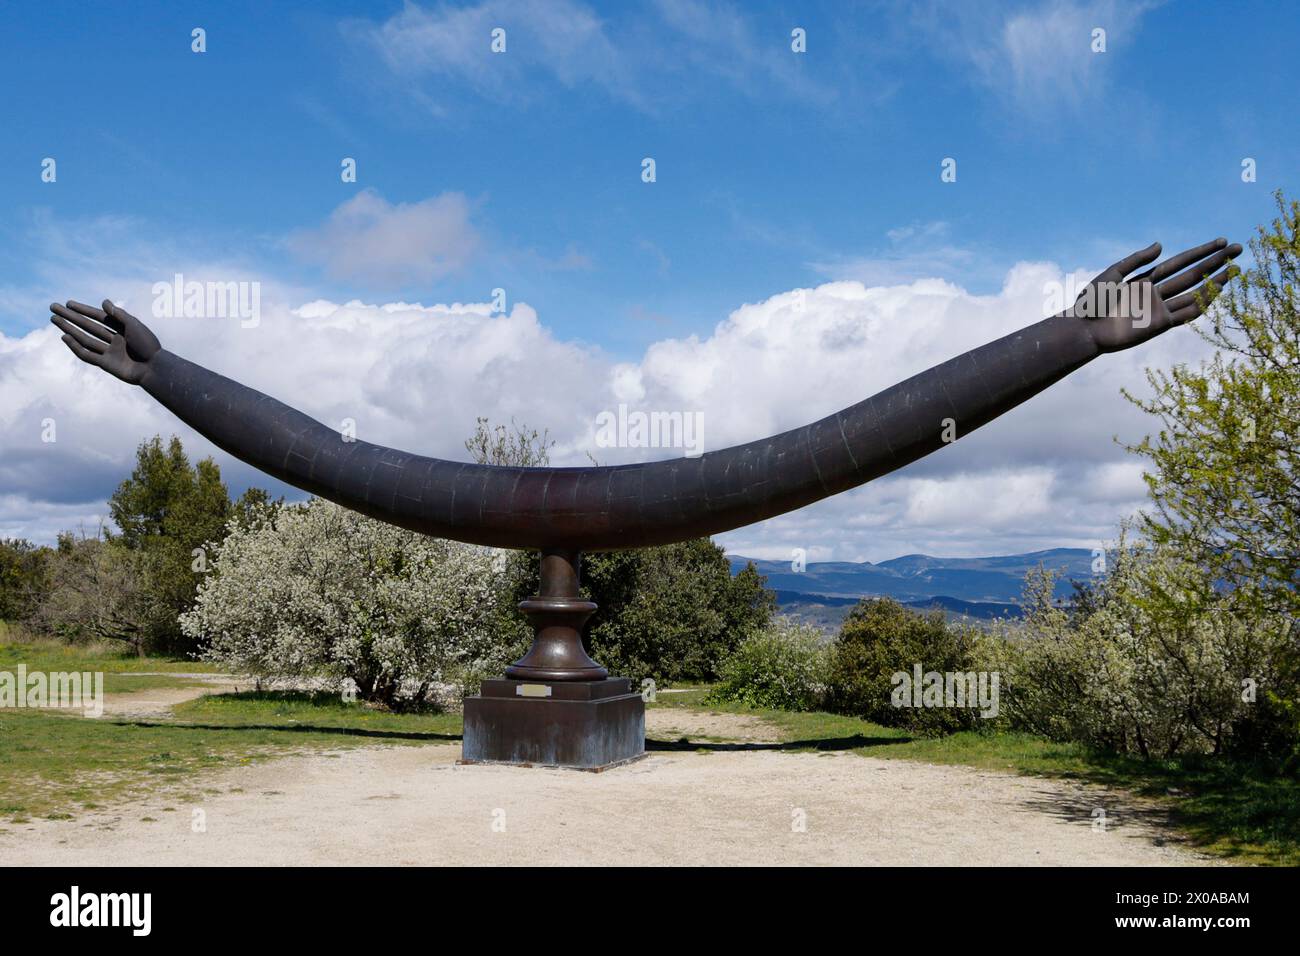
982,539,1294,758
180,499,526,709
709,618,828,711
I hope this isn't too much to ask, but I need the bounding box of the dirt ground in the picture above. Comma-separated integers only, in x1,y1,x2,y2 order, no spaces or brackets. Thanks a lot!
100,675,247,719
0,689,1216,866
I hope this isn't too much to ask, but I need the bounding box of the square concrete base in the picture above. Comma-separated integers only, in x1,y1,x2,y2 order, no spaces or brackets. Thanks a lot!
461,677,645,771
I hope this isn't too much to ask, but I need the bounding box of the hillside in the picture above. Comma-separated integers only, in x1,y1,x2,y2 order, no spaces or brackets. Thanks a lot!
731,549,1094,629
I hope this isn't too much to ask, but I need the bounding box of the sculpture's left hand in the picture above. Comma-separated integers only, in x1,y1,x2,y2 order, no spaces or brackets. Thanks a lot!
50,299,162,385
1072,238,1242,353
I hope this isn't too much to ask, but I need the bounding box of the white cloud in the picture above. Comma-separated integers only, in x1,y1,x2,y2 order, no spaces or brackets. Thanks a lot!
1079,460,1148,504
608,260,1211,560
811,220,998,289
646,0,835,105
902,469,1056,527
344,0,835,113
345,0,636,110
915,0,1161,116
286,190,480,285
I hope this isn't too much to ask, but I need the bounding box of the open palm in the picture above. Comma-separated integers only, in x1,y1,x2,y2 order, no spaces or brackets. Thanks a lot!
1072,238,1241,353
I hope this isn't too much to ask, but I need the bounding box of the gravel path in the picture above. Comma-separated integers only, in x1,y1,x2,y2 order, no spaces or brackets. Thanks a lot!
101,676,246,719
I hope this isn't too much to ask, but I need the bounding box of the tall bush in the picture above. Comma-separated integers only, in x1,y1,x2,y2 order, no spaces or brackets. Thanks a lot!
987,540,1297,762
710,619,827,711
181,499,524,709
826,598,981,735
581,539,776,685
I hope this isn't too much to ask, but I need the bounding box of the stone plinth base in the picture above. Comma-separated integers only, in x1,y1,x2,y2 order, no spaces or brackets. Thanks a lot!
460,677,645,771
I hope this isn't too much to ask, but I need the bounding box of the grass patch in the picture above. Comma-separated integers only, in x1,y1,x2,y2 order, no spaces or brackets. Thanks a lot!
647,686,711,709
101,674,208,694
172,690,462,737
0,630,218,674
1,632,213,695
0,691,460,823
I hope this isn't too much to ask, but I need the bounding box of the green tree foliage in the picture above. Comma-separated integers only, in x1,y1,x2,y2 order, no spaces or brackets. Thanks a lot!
582,540,776,685
1124,192,1299,620
0,538,50,622
32,530,151,655
231,486,283,531
27,435,274,654
825,597,980,735
107,436,232,653
1114,191,1300,768
984,541,1296,763
463,416,554,467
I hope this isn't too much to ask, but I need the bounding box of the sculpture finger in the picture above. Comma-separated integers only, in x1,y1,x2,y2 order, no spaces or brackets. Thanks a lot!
61,333,108,367
66,299,109,321
1158,244,1242,299
1105,242,1161,281
1131,238,1225,283
102,300,135,329
68,299,125,333
103,298,162,357
51,303,115,344
1165,262,1241,314
1169,266,1239,324
51,315,108,353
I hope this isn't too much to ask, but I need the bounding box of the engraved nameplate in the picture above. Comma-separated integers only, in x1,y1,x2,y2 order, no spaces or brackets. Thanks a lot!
516,683,553,698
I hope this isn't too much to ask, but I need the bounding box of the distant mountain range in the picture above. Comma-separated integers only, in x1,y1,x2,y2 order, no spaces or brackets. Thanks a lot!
729,549,1095,628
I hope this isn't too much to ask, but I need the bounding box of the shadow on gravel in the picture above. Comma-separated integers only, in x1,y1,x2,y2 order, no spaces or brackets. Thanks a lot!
1016,785,1180,841
109,719,459,743
646,734,913,754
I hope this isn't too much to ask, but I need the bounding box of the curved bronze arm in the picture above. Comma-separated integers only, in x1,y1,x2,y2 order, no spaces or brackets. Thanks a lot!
51,238,1240,553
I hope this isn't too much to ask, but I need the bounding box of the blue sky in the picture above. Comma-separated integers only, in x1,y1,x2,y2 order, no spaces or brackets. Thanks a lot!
2,0,1297,560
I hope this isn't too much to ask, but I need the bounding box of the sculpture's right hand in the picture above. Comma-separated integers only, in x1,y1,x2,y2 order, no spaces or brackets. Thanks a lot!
50,299,162,385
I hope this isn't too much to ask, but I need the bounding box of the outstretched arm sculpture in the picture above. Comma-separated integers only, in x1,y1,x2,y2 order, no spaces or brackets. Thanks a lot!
51,238,1240,681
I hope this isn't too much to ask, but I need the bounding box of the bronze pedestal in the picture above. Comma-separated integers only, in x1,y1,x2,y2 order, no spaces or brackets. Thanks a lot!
462,549,645,769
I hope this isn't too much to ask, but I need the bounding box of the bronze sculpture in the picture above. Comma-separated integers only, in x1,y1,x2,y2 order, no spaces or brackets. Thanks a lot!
51,237,1240,767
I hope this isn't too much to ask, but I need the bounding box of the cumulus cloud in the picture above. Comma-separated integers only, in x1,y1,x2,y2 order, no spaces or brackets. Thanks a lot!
2,238,1210,560
286,190,480,285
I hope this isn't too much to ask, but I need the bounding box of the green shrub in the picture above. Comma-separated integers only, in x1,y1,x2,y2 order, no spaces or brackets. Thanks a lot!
990,544,1300,765
825,598,982,736
182,499,521,711
0,538,50,623
709,619,827,711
